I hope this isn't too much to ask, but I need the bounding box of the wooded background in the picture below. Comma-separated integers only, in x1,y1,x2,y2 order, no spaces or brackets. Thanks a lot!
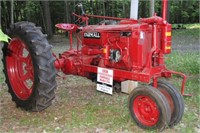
0,0,199,38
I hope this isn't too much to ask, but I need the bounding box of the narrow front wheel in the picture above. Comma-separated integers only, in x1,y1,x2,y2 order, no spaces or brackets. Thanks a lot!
128,86,171,131
155,80,184,127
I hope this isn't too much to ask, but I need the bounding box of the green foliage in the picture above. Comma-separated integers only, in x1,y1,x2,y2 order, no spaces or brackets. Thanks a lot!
0,29,10,43
24,1,42,26
184,23,200,29
159,0,198,23
1,0,199,32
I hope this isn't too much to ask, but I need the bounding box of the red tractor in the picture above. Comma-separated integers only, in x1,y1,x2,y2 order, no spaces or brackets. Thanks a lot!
2,0,188,131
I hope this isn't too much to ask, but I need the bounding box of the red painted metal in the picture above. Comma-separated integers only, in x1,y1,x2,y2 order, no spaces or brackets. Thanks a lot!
72,12,138,26
54,0,187,96
133,95,160,126
162,0,168,21
161,23,172,54
153,78,158,88
139,15,163,24
85,14,138,21
6,38,34,100
55,23,79,31
165,70,192,96
72,13,89,25
55,23,79,50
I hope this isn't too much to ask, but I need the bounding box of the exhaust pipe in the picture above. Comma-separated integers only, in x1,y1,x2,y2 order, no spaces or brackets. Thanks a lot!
162,0,168,21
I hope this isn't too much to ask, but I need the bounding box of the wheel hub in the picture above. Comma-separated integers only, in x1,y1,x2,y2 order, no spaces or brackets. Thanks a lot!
6,38,34,100
133,95,160,126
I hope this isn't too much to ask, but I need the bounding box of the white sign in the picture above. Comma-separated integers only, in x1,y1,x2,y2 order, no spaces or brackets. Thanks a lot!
97,67,113,85
97,67,113,95
97,84,113,95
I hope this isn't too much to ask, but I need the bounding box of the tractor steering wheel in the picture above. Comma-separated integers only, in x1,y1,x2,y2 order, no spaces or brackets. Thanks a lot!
72,3,89,26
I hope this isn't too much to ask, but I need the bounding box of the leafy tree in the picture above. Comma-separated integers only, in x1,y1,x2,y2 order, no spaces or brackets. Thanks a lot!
25,1,41,24
0,0,199,35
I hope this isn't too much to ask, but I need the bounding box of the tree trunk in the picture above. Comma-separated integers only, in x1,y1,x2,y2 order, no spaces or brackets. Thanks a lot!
11,0,14,24
167,0,170,22
111,1,114,16
122,0,125,18
41,1,53,39
196,1,200,22
125,1,130,18
104,0,108,16
39,3,46,31
64,1,71,23
141,1,147,18
179,0,182,23
149,0,154,17
0,1,1,28
102,0,105,16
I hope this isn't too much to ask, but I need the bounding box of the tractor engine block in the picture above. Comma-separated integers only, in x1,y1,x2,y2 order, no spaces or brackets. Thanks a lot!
81,24,153,71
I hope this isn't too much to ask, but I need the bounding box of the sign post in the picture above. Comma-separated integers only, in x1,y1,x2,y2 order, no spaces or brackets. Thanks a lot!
130,0,139,19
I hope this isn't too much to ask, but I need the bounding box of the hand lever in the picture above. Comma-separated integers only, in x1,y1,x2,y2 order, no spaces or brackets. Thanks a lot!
77,3,85,15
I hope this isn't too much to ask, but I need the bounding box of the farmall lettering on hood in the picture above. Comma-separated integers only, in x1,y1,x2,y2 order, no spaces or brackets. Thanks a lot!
84,32,101,39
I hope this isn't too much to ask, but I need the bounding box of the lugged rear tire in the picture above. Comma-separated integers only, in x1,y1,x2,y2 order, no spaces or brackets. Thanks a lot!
2,22,57,111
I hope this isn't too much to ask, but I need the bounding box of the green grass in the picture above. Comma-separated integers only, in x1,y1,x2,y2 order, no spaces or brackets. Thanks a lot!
166,51,200,75
0,71,4,84
172,23,199,46
172,28,199,38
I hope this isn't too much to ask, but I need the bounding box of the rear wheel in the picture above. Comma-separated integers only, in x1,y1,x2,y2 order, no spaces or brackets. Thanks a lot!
128,86,171,131
2,22,57,111
155,80,184,127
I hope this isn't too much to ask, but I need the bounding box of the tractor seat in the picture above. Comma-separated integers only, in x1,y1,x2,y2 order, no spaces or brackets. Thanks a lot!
55,23,79,32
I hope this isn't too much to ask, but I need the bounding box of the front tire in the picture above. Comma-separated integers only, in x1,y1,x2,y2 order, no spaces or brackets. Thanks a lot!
155,80,184,127
128,86,171,131
2,22,57,111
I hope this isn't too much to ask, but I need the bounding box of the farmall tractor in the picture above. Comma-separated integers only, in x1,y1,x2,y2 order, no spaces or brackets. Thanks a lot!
2,0,188,131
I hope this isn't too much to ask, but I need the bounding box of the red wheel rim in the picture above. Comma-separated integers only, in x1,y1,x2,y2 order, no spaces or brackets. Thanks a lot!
6,38,34,100
133,95,160,126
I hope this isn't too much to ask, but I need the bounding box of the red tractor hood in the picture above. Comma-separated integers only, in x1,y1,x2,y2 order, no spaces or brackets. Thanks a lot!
82,23,151,46
82,24,145,32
